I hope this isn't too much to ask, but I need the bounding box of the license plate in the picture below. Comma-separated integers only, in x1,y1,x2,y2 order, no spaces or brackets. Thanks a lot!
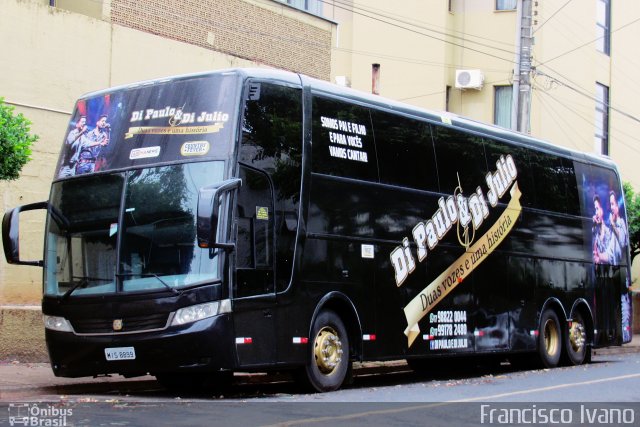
105,347,136,361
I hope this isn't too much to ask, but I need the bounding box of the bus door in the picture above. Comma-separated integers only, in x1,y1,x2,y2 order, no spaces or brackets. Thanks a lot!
232,164,277,366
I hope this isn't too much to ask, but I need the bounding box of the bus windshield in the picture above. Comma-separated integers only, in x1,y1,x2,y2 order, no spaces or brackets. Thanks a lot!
44,161,225,297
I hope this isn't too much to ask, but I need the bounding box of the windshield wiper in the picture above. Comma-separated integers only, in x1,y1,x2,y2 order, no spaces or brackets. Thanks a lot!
62,276,111,300
62,279,88,300
116,273,180,295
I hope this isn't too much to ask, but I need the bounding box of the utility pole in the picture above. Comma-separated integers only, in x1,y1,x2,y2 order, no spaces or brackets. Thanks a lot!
511,0,533,134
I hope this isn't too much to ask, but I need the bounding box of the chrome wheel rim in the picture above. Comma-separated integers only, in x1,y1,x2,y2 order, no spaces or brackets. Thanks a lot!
314,326,343,375
544,318,560,357
569,319,586,353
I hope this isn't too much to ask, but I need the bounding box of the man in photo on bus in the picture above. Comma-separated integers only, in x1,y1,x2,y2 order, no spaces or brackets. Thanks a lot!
608,190,627,264
75,114,110,175
592,194,616,264
58,115,87,178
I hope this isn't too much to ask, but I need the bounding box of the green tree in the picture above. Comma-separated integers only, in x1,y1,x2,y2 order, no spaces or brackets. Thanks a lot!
0,97,38,180
623,181,640,263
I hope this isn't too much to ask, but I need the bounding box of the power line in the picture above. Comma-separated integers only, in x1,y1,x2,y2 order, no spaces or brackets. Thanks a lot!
535,85,640,155
397,78,511,102
111,0,640,128
536,16,640,67
112,1,516,72
533,0,574,34
315,0,517,64
322,0,518,58
535,69,640,125
532,89,583,150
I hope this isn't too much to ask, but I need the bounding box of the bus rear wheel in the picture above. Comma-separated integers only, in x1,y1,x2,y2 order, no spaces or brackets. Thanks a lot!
302,310,351,392
538,309,562,368
563,311,590,365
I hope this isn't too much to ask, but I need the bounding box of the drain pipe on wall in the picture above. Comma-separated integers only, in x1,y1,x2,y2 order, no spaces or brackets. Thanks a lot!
372,63,381,95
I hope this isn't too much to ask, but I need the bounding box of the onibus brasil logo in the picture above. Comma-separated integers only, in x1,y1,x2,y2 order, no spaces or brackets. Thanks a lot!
8,403,73,426
389,155,522,347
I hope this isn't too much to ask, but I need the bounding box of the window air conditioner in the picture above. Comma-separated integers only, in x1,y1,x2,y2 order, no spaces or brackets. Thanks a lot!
455,69,484,90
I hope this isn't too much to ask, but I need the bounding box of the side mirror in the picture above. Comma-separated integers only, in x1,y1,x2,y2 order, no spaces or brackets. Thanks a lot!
197,178,241,250
2,201,48,266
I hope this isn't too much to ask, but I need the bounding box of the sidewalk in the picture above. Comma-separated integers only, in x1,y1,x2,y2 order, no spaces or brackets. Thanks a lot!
2,336,639,399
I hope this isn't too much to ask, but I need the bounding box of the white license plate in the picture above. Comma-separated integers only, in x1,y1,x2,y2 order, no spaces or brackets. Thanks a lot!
105,346,136,361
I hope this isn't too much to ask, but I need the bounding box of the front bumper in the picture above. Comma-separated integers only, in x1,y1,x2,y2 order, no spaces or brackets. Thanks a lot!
46,313,235,378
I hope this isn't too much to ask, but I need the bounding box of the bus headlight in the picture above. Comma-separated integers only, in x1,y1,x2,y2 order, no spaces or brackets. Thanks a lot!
44,315,73,332
171,300,230,326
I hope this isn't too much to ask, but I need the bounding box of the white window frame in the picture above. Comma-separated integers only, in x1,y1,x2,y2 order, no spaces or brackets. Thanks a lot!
595,82,609,155
494,85,513,129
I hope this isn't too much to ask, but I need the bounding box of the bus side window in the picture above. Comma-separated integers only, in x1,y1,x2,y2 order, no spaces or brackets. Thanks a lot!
371,110,439,192
235,165,275,297
528,152,570,213
432,125,488,194
484,141,535,208
561,158,580,216
311,95,377,182
240,82,302,292
236,166,273,268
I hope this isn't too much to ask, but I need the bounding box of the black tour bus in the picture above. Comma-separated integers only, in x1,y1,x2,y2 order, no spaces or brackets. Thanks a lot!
3,68,632,392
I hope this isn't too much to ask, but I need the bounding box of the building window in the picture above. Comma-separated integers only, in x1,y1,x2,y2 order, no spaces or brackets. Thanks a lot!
596,0,611,55
446,86,451,112
283,0,321,16
496,0,517,11
494,85,513,129
595,83,609,155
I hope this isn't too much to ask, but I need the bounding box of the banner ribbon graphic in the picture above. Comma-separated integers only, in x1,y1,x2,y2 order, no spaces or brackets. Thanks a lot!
403,182,522,347
124,123,224,139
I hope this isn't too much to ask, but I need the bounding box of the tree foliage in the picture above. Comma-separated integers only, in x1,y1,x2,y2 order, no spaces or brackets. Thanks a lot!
623,181,640,262
0,97,38,180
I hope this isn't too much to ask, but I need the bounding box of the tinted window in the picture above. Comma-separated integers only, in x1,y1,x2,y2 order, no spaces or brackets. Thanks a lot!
371,110,438,192
241,82,302,291
561,158,580,215
312,96,377,181
528,152,571,213
484,139,535,208
433,125,488,194
241,82,302,176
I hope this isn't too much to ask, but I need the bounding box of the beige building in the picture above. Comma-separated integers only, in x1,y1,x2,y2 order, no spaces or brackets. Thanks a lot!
0,0,336,359
1,0,639,359
326,0,639,192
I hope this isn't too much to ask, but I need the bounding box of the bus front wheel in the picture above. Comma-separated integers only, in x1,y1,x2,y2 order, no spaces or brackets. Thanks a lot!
537,309,562,368
303,310,351,392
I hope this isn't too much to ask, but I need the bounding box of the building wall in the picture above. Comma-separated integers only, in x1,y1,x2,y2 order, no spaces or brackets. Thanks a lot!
3,0,640,307
610,1,640,191
327,0,640,190
0,0,271,305
527,1,603,157
323,0,451,109
109,0,334,80
324,0,640,283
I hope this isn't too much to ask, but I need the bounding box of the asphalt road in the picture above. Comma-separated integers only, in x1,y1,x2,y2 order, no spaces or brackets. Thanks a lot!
2,350,640,426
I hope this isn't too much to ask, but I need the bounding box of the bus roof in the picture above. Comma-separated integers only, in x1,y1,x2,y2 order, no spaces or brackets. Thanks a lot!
78,67,619,173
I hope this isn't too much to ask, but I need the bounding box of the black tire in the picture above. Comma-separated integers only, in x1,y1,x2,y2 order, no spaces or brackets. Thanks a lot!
563,311,591,366
537,309,562,368
302,310,351,392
